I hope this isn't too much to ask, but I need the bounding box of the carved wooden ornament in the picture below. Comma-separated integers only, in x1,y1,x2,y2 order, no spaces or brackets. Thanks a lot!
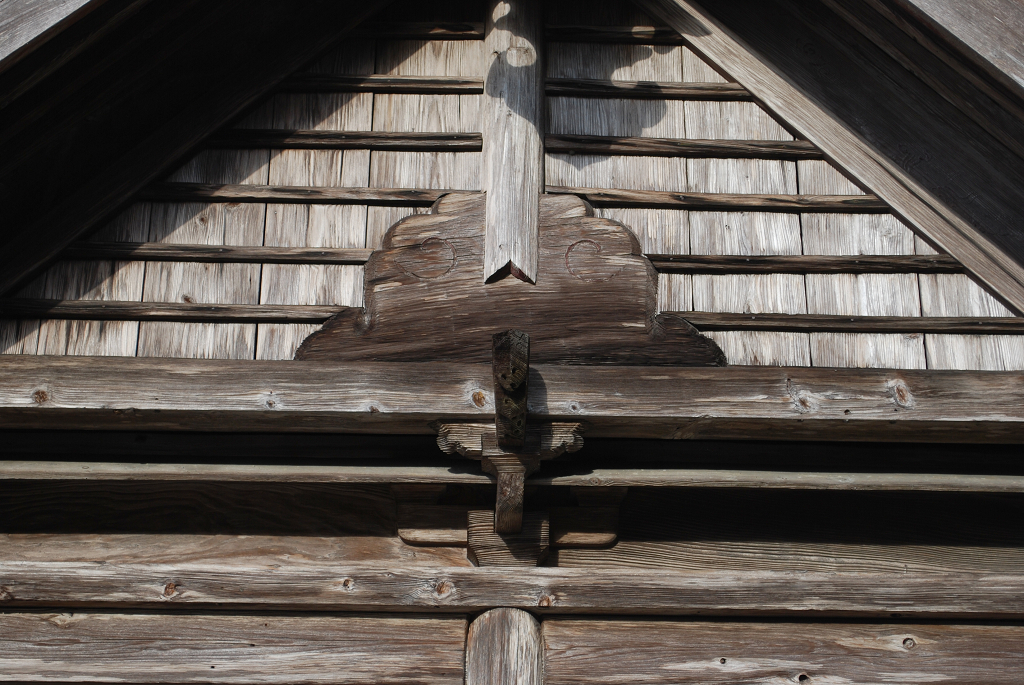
296,193,726,365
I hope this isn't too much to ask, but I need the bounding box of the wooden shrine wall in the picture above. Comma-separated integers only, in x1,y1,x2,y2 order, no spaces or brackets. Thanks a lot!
1,0,1022,369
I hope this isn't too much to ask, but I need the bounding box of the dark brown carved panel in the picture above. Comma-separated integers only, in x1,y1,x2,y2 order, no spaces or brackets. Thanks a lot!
296,193,725,365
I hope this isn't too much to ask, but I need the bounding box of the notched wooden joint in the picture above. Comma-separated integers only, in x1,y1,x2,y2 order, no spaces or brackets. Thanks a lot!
492,329,530,450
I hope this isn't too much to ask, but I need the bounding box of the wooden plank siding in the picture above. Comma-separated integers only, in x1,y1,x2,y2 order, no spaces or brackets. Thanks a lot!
1,0,1022,371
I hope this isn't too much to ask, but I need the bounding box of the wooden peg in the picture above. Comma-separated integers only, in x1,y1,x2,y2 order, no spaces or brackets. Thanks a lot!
492,329,530,450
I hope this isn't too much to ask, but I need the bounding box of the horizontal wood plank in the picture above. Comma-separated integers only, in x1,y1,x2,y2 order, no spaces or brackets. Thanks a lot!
62,242,373,264
549,186,888,211
2,563,1023,616
0,300,343,323
279,74,752,100
362,21,485,39
681,312,1024,333
544,619,1024,684
140,183,449,205
0,612,466,683
205,129,482,151
647,253,965,273
358,23,691,45
547,134,822,159
0,356,1022,440
4,461,1023,493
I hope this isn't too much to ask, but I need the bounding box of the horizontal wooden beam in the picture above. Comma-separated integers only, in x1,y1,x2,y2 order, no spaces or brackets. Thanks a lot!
4,460,1023,493
2,562,1022,616
62,242,373,264
205,129,482,151
140,183,450,206
648,253,965,274
0,300,342,323
1,356,1021,441
681,312,1024,334
359,23,691,45
546,134,822,159
549,186,889,211
279,74,752,100
548,77,750,99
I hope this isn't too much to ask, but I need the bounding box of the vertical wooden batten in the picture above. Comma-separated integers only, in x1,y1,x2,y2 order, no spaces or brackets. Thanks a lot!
465,608,543,685
483,0,544,283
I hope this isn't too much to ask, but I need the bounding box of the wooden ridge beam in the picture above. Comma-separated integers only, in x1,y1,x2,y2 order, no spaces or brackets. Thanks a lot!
0,300,342,323
140,183,449,206
2,562,1022,617
648,253,964,273
4,461,1024,493
279,74,752,100
549,186,888,211
205,130,482,151
546,134,822,159
681,312,1024,334
1,356,1021,441
61,242,373,264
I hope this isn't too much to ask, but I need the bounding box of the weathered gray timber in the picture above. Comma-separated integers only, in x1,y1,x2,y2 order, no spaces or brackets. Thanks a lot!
466,609,543,685
682,312,1024,334
547,78,750,99
639,0,1024,314
206,129,482,151
296,194,726,365
482,0,544,283
649,254,965,273
546,134,822,158
544,619,1024,684
2,355,1024,440
141,183,448,206
3,563,1024,616
549,187,889,211
281,73,485,93
0,0,97,68
62,243,373,264
0,612,467,683
0,300,342,323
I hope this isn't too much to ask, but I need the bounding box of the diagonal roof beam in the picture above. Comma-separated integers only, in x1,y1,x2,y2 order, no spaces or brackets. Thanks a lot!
639,0,1024,315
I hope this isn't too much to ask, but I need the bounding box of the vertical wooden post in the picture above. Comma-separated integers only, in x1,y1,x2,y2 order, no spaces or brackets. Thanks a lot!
483,0,544,284
466,608,543,685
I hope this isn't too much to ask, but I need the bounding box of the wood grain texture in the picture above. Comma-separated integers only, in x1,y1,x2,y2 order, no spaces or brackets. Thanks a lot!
296,193,725,365
0,612,467,683
639,0,1024,315
207,129,482,151
2,356,1023,441
281,73,484,93
482,0,544,282
0,301,342,323
679,313,1024,334
137,148,268,359
62,243,373,264
4,562,1024,616
466,609,542,685
547,77,749,99
649,254,964,274
142,183,447,206
257,41,373,361
0,0,100,68
800,160,926,368
547,134,822,158
543,619,1024,684
550,187,888,210
468,509,550,566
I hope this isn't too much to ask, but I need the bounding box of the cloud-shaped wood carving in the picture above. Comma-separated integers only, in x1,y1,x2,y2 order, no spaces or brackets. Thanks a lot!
296,193,726,366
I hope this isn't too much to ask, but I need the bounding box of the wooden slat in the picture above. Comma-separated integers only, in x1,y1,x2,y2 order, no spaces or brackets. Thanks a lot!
681,312,1024,333
0,300,342,322
543,619,1024,684
546,24,687,44
1,356,1022,441
547,77,751,99
482,0,544,283
466,609,542,685
6,462,1023,493
546,134,822,158
206,129,482,151
140,183,449,205
281,73,484,94
279,74,752,99
647,253,965,273
62,242,373,264
3,563,1024,616
0,612,467,684
548,186,888,211
361,21,485,39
